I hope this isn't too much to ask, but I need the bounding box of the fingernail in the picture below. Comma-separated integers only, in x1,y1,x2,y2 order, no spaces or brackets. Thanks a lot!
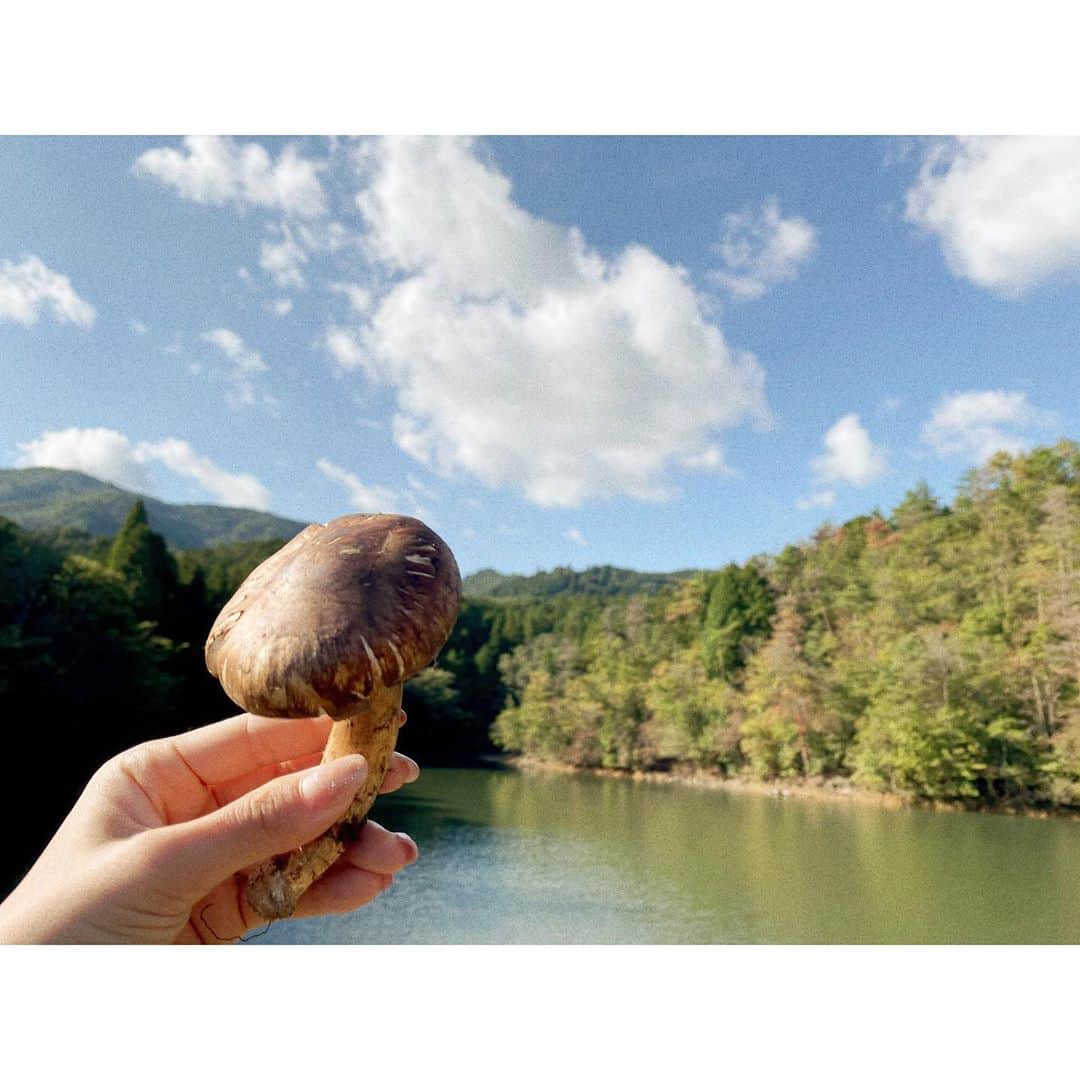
402,756,420,783
300,755,368,805
396,831,419,864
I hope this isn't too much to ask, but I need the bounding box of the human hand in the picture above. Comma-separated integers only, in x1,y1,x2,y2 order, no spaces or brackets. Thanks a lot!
0,712,420,944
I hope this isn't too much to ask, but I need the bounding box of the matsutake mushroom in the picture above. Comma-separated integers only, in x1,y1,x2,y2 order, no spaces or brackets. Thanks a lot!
204,513,461,920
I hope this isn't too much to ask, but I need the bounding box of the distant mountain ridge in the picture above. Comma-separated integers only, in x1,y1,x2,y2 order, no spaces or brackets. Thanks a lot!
1,467,691,591
462,564,692,599
0,468,309,549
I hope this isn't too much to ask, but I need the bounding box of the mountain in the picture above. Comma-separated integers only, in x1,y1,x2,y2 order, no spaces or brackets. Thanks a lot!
1,468,693,590
0,468,309,549
463,564,692,599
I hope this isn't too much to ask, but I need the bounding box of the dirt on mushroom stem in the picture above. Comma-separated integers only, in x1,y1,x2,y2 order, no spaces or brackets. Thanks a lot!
243,681,404,921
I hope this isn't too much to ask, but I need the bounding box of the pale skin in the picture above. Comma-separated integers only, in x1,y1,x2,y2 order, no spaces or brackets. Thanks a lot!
0,711,420,944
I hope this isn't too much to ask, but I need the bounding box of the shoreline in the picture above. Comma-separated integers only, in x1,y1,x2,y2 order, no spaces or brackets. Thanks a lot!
500,755,1080,821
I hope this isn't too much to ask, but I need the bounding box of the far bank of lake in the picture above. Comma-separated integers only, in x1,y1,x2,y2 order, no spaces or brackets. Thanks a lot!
504,754,1080,821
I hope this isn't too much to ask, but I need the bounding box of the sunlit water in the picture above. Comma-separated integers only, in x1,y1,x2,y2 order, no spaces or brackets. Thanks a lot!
256,766,1080,944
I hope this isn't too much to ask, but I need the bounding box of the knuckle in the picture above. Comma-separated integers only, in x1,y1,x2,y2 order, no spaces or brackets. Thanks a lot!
236,781,289,838
91,742,156,791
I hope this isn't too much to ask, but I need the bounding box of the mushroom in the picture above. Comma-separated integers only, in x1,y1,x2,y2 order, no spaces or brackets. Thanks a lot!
204,512,461,920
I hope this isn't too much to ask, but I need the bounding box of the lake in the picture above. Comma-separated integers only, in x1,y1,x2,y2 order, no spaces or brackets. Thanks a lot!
256,765,1080,944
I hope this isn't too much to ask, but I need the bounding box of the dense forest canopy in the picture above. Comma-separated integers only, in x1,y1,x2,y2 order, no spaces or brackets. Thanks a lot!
2,440,1079,894
492,441,1080,808
463,565,693,599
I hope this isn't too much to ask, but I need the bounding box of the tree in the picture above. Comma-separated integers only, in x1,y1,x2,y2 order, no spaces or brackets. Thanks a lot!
107,500,179,622
700,563,775,681
741,598,825,777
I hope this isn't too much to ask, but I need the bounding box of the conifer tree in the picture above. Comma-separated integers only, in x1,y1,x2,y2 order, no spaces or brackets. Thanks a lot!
106,499,178,621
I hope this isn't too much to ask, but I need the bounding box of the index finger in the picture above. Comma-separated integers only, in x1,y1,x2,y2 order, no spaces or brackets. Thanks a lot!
168,713,334,786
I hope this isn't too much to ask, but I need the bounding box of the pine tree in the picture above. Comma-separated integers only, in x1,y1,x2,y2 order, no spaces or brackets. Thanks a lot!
107,499,179,621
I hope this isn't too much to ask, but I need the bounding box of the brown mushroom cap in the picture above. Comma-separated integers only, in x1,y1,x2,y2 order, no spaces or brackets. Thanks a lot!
205,513,461,718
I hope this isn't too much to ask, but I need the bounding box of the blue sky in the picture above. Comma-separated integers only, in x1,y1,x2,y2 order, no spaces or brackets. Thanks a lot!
2,135,1078,576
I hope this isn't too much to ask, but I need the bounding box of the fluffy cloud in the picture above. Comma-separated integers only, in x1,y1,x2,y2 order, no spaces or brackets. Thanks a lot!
796,490,837,511
339,136,768,508
328,281,373,313
0,255,96,328
905,137,1080,296
564,526,587,547
921,390,1049,463
138,438,270,509
15,426,154,492
259,223,309,288
133,136,327,218
709,197,817,299
316,458,404,514
681,444,732,473
811,414,887,486
199,328,268,409
15,426,270,510
324,326,367,370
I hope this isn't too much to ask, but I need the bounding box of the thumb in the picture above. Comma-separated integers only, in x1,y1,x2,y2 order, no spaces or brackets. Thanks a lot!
157,754,369,898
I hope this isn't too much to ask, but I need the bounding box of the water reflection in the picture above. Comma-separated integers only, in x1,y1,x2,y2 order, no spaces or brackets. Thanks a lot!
258,767,1080,944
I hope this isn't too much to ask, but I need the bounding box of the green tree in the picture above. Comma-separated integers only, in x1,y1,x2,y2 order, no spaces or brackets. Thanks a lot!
700,563,775,681
106,499,179,622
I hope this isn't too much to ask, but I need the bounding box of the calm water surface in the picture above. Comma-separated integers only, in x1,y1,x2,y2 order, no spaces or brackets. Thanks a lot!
258,766,1080,944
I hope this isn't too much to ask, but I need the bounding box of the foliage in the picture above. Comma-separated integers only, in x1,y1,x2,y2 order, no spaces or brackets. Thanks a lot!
5,439,1080,895
490,440,1080,811
464,564,691,599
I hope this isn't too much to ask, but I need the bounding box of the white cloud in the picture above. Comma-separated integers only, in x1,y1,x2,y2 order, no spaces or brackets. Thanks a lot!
15,427,154,492
325,326,368,371
15,426,270,509
709,197,817,300
905,137,1080,296
0,255,96,328
921,390,1050,463
264,297,293,317
138,438,270,509
259,223,309,288
796,490,837,511
341,136,768,508
129,319,148,335
133,136,327,218
812,413,887,486
199,327,268,409
328,281,373,313
681,444,733,474
316,458,403,514
564,526,587,546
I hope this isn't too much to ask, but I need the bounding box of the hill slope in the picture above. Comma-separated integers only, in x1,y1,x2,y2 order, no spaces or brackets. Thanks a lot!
463,564,692,599
0,468,308,549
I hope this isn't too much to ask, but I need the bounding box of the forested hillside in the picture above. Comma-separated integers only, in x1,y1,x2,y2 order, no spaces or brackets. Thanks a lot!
493,441,1080,810
3,441,1080,895
463,565,691,599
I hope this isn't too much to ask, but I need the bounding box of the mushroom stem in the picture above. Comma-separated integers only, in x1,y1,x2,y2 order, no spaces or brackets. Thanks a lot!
243,681,404,921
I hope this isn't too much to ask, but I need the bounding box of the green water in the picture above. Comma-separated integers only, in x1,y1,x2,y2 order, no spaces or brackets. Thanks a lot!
258,766,1080,944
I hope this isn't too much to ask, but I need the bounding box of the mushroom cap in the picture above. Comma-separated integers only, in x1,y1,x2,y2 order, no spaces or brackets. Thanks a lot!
205,513,461,718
